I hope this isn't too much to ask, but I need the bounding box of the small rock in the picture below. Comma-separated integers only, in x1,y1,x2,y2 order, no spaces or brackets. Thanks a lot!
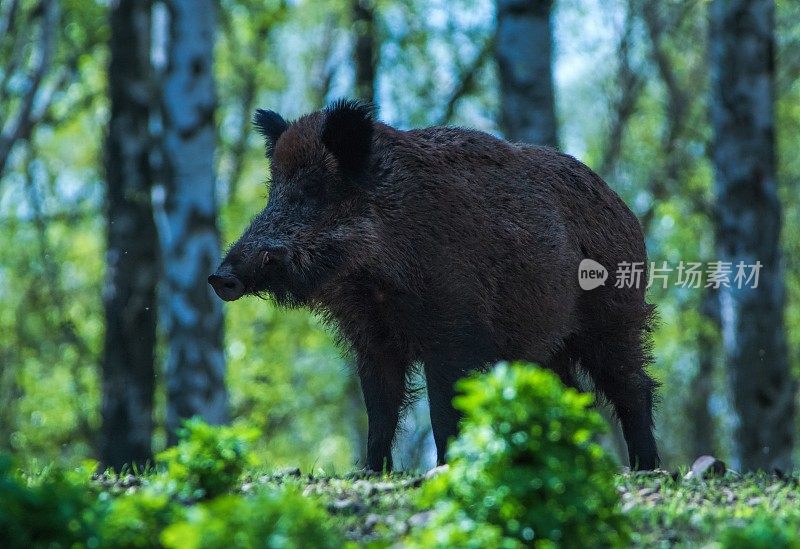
400,476,424,489
353,479,376,496
331,498,355,511
344,469,381,480
371,482,397,493
689,455,726,479
364,513,381,531
424,464,449,480
407,511,435,528
278,467,301,478
121,474,140,487
637,487,657,498
394,518,409,535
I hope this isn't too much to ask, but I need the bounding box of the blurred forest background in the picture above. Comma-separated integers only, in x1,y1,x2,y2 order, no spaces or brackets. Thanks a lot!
2,0,800,474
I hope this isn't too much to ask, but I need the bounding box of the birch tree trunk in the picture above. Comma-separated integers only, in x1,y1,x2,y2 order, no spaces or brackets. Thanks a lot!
495,0,558,147
101,0,158,470
159,0,227,441
710,0,794,471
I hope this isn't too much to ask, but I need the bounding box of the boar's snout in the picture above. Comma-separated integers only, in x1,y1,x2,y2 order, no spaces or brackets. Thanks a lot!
208,271,245,302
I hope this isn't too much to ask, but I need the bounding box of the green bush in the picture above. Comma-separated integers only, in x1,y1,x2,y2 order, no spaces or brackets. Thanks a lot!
99,490,183,549
410,502,519,549
720,516,800,549
161,487,343,549
412,362,629,548
0,454,101,548
157,418,258,500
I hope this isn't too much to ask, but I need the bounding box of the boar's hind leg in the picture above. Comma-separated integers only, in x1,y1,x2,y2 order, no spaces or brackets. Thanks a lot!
544,342,581,390
358,353,410,472
424,365,471,465
576,301,659,470
599,368,658,470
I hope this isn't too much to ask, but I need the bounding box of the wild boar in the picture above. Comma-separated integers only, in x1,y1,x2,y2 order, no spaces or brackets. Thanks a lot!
209,99,658,471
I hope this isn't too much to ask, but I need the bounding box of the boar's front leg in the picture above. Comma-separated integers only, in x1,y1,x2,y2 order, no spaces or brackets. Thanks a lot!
424,324,496,465
357,353,409,472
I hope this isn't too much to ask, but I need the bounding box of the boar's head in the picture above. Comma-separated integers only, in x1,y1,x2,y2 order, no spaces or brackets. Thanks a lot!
209,99,376,306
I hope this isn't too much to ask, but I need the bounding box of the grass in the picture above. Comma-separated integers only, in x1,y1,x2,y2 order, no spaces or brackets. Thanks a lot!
91,467,800,547
620,469,800,547
244,469,426,544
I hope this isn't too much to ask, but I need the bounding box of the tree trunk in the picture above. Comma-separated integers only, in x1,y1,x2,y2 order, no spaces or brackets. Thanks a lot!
101,0,158,470
495,0,558,147
159,0,227,441
710,0,794,471
688,289,721,458
352,0,377,104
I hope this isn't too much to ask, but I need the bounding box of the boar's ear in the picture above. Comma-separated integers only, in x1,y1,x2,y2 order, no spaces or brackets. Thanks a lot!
253,109,288,158
321,99,374,176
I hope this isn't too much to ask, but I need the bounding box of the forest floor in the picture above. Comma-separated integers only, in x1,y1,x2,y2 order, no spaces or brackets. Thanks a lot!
98,466,800,546
263,467,800,546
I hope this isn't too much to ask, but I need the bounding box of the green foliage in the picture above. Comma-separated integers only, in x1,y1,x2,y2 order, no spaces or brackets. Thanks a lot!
156,418,258,500
410,501,519,549
0,0,108,467
412,363,629,547
0,455,101,548
99,490,182,549
621,471,800,547
161,488,343,549
6,453,800,549
720,516,800,549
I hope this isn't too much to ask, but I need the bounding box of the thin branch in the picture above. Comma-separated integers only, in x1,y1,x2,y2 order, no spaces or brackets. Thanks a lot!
598,0,643,178
641,1,690,136
0,0,58,178
637,0,711,231
22,158,91,357
226,26,272,200
435,37,493,126
22,148,97,447
0,0,32,106
0,0,20,37
0,206,99,226
309,15,338,108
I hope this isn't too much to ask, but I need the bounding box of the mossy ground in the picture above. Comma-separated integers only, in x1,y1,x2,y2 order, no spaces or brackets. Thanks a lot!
619,470,800,547
93,467,800,547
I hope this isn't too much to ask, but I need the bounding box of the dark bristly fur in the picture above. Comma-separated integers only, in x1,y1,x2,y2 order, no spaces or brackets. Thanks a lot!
212,99,659,472
253,109,289,158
